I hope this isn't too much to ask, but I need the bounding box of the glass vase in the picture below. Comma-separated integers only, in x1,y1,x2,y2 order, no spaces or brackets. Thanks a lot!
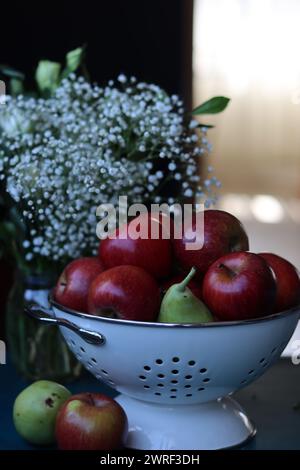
6,270,82,382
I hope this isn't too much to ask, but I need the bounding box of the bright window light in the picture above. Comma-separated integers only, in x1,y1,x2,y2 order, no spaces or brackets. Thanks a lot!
193,0,300,198
251,195,284,223
194,0,300,95
218,194,252,220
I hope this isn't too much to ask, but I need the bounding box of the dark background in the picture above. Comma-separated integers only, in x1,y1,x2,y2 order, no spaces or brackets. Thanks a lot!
0,0,193,107
0,0,194,336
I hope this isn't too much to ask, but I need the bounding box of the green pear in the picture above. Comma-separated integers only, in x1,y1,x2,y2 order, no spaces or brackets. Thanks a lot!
13,380,71,445
158,267,213,323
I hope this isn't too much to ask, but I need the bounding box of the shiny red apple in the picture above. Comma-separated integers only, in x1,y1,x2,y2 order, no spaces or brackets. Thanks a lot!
161,274,203,300
88,265,160,321
54,257,105,313
99,212,173,279
202,252,277,321
172,210,249,275
259,253,300,312
55,393,128,450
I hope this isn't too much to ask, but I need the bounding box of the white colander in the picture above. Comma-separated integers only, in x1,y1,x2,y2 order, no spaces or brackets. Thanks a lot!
26,300,300,450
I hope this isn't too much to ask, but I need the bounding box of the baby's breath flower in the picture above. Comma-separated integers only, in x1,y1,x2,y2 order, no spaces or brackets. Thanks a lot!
0,75,219,262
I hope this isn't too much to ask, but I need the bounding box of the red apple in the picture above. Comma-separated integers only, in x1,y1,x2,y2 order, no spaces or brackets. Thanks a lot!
88,265,160,321
99,212,173,279
54,257,105,313
259,253,300,312
161,274,203,300
202,252,276,321
172,210,249,275
55,393,128,450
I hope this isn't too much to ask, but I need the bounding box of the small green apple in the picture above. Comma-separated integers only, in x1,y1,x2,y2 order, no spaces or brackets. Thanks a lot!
13,380,71,445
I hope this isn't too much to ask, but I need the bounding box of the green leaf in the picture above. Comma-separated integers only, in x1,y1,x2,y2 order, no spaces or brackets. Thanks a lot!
192,96,230,115
196,123,215,129
10,78,24,96
61,47,85,79
66,47,84,72
0,65,25,81
35,60,61,95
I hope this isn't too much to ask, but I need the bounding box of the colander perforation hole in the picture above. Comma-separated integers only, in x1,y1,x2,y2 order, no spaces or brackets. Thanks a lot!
170,388,177,392
156,359,163,365
240,379,246,384
101,369,108,375
171,369,179,375
71,340,75,346
157,383,164,388
171,379,178,384
185,374,192,380
199,368,207,374
198,387,205,391
248,370,254,375
172,357,180,363
271,347,277,355
188,360,196,366
186,393,193,397
91,358,97,364
154,392,161,396
170,395,176,399
139,375,146,380
184,384,191,388
144,366,151,371
259,358,265,364
157,373,165,379
144,385,150,389
80,347,85,353
203,377,210,383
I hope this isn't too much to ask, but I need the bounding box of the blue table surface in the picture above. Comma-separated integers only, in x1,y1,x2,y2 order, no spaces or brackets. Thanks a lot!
0,357,299,450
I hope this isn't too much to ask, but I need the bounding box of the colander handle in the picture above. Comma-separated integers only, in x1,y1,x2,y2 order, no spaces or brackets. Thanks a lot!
24,304,105,345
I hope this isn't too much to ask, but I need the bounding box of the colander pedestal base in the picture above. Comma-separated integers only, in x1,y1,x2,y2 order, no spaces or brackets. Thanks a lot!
116,394,256,450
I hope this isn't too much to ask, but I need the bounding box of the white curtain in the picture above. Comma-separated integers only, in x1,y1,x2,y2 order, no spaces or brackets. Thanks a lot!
193,0,300,198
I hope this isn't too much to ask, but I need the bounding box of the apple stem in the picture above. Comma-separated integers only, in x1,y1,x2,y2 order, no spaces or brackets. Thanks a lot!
218,263,237,278
177,267,197,292
87,393,95,406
